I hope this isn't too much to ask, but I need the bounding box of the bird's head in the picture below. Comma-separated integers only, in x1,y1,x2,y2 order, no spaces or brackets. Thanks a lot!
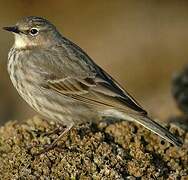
3,16,61,49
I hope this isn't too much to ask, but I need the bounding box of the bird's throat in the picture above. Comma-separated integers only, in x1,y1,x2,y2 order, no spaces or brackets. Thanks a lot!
14,34,29,49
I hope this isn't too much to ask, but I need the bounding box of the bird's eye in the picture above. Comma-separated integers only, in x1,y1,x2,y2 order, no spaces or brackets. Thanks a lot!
29,28,39,36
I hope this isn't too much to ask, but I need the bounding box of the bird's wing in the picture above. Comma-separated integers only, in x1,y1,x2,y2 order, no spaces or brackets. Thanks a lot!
40,40,147,115
46,71,147,115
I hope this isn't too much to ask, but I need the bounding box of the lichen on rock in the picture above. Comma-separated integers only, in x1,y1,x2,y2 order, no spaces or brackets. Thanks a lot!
0,116,187,179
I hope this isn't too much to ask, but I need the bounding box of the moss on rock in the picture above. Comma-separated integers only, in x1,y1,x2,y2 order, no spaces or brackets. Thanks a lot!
0,116,187,179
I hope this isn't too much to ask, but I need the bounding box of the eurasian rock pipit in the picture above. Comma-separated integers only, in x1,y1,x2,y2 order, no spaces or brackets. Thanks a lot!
3,16,182,149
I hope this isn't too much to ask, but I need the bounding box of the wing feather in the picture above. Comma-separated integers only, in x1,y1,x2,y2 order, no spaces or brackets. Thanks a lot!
46,73,147,115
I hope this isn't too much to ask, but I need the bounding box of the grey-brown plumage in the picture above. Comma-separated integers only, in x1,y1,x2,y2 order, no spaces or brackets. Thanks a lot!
4,16,182,147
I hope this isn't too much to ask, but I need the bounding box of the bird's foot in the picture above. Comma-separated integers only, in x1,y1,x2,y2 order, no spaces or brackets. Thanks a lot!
32,124,73,155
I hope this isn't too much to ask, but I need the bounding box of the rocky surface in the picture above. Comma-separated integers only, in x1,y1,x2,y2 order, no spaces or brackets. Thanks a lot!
0,116,187,179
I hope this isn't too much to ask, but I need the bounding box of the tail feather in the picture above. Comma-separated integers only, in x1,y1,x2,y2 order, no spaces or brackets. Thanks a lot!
129,114,183,146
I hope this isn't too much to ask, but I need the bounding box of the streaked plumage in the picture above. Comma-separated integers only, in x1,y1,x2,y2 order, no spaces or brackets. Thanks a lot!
4,16,182,147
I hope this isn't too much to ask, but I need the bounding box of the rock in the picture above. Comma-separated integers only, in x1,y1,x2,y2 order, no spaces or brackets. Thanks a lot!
0,116,187,179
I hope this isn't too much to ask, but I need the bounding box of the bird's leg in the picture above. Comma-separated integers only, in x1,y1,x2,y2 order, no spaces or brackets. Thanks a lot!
49,123,73,148
35,123,73,155
43,125,63,136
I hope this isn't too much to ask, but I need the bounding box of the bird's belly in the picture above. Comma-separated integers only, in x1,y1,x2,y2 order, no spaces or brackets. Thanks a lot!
12,79,100,125
33,89,101,125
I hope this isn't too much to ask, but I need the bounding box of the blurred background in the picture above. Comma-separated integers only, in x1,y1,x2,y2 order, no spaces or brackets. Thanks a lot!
0,0,188,124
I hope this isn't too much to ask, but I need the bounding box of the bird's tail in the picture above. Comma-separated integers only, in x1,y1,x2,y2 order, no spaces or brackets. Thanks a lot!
127,114,183,146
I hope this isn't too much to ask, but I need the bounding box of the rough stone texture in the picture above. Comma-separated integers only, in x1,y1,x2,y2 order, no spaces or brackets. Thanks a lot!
0,116,187,179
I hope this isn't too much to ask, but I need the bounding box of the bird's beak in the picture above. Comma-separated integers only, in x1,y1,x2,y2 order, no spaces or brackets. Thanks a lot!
3,26,20,34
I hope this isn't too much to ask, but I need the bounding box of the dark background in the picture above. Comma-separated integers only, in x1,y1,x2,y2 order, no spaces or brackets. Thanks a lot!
0,0,188,124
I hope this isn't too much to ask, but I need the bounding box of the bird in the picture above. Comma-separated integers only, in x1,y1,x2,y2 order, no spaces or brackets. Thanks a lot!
3,16,182,149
